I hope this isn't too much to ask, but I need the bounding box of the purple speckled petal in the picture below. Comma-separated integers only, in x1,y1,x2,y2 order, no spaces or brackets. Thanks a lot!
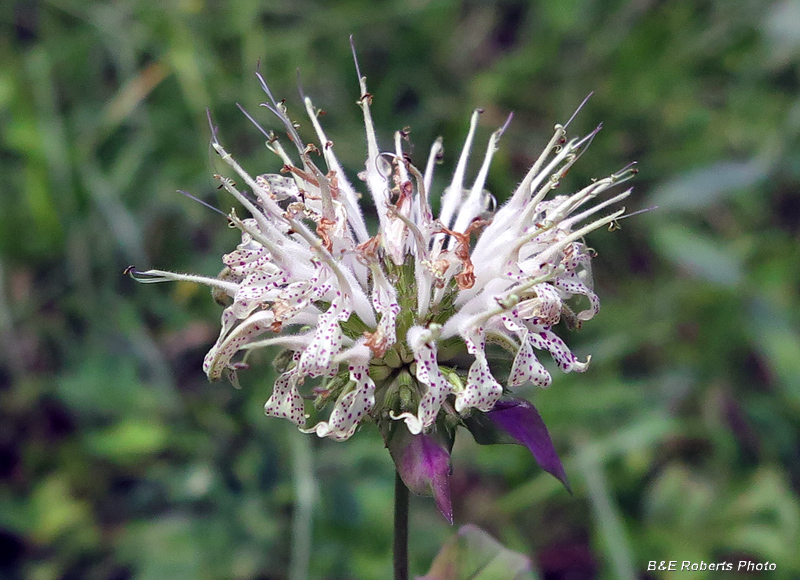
487,398,570,492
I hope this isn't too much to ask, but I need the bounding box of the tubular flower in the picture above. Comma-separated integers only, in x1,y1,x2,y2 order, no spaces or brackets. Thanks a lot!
132,45,635,509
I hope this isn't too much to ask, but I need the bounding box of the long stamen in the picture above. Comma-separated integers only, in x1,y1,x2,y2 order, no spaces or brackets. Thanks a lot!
438,109,481,231
564,92,593,129
255,71,304,154
303,96,370,243
450,113,512,238
178,190,228,217
352,38,390,232
423,137,443,206
504,124,566,210
128,268,239,293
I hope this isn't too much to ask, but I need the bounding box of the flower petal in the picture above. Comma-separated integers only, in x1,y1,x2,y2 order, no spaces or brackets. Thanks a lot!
529,328,590,373
365,267,400,357
518,283,562,326
298,295,351,378
231,269,287,318
501,313,552,388
264,364,306,427
303,361,375,441
203,310,275,379
454,328,502,413
509,333,551,388
223,223,272,276
392,326,454,434
553,272,600,322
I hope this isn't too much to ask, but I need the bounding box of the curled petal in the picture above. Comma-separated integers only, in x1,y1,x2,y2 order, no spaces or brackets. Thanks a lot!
501,313,552,388
272,274,327,323
231,269,287,318
223,236,273,277
303,361,375,441
457,356,503,412
518,283,562,326
553,272,600,321
203,310,275,379
454,329,502,413
393,326,454,434
264,366,306,426
298,297,351,378
509,333,551,388
529,328,590,372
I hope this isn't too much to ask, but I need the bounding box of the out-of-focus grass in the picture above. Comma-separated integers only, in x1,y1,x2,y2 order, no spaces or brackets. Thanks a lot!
1,1,799,579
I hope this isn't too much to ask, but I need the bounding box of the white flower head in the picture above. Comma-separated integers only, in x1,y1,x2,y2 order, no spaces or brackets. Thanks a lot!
133,42,636,442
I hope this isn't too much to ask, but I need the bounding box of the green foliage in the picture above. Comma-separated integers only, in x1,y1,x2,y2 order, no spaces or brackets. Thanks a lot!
420,524,535,580
2,0,799,579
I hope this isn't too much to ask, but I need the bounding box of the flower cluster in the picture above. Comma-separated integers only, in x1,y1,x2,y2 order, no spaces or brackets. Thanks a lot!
133,45,635,521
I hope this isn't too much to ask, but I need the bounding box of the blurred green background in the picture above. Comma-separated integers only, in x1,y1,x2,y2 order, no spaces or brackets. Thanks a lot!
2,0,799,578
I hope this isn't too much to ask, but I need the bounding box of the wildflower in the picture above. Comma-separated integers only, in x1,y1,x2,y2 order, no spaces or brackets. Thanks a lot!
131,42,636,519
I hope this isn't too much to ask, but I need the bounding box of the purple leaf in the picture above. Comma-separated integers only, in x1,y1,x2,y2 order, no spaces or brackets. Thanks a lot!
486,398,571,492
388,425,453,523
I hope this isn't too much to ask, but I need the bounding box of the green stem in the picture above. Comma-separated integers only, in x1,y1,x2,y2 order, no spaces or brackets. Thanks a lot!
289,429,315,580
394,471,410,580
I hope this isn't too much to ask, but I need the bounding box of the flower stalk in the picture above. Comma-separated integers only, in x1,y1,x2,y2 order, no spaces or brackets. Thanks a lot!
394,471,410,580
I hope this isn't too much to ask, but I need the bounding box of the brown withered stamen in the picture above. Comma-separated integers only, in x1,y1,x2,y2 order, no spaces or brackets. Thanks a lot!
281,164,320,187
356,234,382,262
327,170,341,200
436,218,490,290
316,217,336,252
363,330,390,358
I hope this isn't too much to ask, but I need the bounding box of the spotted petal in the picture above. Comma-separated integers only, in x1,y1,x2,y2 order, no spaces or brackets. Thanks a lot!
392,326,455,435
529,328,590,373
264,364,306,427
304,360,375,441
454,328,502,413
203,310,275,379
